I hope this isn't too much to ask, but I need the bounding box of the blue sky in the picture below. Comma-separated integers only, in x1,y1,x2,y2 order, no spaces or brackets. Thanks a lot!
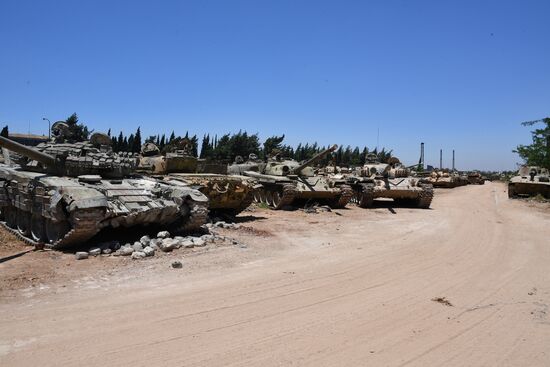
1,0,549,170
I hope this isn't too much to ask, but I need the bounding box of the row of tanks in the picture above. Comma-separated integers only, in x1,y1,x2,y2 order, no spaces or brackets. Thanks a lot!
0,126,435,249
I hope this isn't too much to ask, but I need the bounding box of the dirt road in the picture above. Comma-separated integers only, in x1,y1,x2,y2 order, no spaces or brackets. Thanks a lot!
1,182,549,366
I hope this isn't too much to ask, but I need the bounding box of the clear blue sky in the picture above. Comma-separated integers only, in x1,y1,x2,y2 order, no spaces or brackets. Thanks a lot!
1,0,549,170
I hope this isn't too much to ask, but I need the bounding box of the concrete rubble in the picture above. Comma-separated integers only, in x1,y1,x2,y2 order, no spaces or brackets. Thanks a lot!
74,222,243,261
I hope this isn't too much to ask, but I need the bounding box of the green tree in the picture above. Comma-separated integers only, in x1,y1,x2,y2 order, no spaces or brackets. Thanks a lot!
262,135,285,159
200,134,213,159
132,127,142,152
64,113,89,142
514,117,550,169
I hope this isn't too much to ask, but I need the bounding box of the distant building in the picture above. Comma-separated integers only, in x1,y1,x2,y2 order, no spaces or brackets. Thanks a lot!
8,133,49,146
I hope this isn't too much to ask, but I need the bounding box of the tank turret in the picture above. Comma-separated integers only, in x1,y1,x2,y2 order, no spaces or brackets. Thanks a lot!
0,133,137,179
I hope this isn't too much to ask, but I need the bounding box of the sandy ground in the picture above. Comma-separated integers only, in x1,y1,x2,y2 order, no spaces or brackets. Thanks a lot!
1,182,549,366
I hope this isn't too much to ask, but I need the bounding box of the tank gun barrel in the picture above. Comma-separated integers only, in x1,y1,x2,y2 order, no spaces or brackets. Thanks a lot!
0,135,57,167
292,144,338,174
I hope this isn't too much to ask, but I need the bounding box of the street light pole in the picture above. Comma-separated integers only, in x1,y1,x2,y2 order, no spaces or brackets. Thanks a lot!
42,117,51,139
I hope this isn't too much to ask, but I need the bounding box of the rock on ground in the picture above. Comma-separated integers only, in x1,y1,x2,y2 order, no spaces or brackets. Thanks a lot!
157,231,171,239
75,252,88,260
131,251,146,260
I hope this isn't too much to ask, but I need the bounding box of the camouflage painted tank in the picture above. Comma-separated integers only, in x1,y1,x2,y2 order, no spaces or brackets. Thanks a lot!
421,170,458,188
138,141,260,216
508,166,550,198
467,171,485,185
228,145,353,209
346,154,433,208
0,131,208,249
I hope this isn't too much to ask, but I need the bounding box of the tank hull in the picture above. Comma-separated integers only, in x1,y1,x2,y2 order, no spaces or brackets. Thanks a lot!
508,181,550,198
161,173,260,215
347,178,433,208
251,175,353,210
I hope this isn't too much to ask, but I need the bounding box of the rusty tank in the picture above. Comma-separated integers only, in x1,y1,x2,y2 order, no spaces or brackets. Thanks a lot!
228,145,353,209
508,166,550,198
0,131,208,249
421,170,458,188
346,154,433,208
467,171,485,185
138,141,260,216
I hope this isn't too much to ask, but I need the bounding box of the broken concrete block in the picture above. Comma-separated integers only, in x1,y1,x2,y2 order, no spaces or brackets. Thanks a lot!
131,251,146,260
75,252,88,260
143,246,155,257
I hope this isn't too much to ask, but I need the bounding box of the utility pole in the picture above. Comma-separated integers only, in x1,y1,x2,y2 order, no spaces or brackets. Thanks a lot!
42,118,51,139
440,149,443,170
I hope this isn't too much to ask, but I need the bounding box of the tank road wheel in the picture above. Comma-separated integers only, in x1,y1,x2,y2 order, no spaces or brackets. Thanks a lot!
271,191,282,208
31,214,46,242
253,189,262,203
259,189,268,205
265,190,274,207
45,219,70,245
358,185,375,208
17,209,31,236
5,206,17,228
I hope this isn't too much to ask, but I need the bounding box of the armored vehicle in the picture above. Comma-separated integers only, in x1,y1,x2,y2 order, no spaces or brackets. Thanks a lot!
508,166,550,198
138,141,259,216
467,171,485,185
421,170,458,188
346,154,433,208
229,145,353,209
0,132,208,249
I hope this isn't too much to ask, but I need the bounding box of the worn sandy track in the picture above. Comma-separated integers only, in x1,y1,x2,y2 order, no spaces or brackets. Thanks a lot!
1,182,549,366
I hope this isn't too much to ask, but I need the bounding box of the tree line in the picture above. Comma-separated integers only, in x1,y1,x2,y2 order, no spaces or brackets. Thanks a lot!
111,128,392,166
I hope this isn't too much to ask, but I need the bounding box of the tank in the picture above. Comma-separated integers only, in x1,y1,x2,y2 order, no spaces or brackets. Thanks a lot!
138,141,260,216
229,145,353,209
467,171,485,185
345,154,433,208
0,133,208,249
420,170,460,188
508,166,550,198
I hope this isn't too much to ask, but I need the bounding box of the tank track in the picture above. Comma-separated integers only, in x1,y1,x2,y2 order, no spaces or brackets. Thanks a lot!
0,220,42,248
358,184,375,208
0,207,103,249
274,184,297,210
331,184,353,208
416,184,434,209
